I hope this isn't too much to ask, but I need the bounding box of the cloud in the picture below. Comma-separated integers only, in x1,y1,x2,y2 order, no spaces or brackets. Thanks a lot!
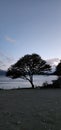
0,51,14,62
46,58,60,66
0,60,6,69
0,51,15,70
0,60,3,64
5,36,16,43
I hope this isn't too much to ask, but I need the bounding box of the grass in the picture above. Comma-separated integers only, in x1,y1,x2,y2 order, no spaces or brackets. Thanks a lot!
0,89,61,130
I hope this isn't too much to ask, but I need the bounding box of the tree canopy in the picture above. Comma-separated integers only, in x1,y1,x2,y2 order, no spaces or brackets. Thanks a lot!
6,53,51,88
55,61,61,75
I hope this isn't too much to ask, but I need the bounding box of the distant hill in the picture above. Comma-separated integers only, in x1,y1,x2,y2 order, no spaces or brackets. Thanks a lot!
0,70,6,76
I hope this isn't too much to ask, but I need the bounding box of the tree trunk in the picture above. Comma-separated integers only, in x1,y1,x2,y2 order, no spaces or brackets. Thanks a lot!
30,81,34,89
30,75,34,89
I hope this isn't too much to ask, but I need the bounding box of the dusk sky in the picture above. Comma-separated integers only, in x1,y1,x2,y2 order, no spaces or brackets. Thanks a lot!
0,0,61,70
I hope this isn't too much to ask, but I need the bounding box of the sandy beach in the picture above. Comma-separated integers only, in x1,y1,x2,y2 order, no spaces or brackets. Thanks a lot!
0,88,61,130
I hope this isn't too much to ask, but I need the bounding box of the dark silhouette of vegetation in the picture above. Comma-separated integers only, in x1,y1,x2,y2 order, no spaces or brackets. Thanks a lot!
52,77,61,88
42,77,61,88
48,61,61,88
6,53,51,88
43,61,61,89
55,61,61,75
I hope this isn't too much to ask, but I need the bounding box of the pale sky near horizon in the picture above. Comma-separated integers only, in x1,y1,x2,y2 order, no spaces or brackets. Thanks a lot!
0,0,61,70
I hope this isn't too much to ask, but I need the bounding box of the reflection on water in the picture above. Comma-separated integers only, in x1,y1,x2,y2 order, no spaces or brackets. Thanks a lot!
0,75,58,89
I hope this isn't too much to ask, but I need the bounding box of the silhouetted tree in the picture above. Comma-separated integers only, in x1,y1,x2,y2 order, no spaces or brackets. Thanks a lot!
6,53,51,88
55,61,61,75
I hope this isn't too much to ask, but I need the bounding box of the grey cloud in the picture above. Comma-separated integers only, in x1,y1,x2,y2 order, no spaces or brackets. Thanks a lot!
46,58,60,66
5,36,16,43
0,51,14,63
0,51,15,70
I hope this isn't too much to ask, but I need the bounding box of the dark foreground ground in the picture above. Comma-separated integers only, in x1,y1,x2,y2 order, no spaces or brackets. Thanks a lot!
0,89,61,130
